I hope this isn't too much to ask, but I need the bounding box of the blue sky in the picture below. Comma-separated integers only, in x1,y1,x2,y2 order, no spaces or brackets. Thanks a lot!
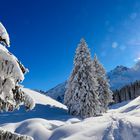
1,0,140,90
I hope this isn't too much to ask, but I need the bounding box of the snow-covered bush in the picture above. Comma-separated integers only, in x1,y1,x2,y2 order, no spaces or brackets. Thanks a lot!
93,54,113,112
0,128,33,140
64,38,100,118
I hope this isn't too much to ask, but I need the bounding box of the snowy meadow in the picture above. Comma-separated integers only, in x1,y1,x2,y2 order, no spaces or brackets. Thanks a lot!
1,1,140,138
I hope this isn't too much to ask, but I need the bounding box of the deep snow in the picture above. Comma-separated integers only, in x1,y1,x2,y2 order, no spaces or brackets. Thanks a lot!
1,88,140,140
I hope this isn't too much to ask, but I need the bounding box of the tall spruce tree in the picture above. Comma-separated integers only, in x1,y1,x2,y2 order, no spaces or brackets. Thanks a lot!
93,54,113,112
64,39,100,118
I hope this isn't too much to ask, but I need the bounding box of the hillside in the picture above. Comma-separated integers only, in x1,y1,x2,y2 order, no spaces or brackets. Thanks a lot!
1,89,140,140
46,82,67,103
108,61,140,89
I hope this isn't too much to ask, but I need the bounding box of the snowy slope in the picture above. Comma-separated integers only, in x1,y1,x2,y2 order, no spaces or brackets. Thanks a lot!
46,61,140,103
1,89,140,140
46,82,67,103
108,62,140,90
23,88,66,109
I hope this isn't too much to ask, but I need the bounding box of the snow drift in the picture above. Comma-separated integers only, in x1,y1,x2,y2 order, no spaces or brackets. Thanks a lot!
1,88,140,140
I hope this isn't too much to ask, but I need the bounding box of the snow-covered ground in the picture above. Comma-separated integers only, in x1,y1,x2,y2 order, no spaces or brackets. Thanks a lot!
1,88,140,140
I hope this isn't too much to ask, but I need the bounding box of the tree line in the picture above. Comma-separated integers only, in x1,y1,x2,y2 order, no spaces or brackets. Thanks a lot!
113,80,140,103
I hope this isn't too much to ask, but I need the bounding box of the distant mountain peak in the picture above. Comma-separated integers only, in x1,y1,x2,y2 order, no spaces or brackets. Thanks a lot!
114,65,129,71
109,65,130,75
133,60,140,70
45,61,140,103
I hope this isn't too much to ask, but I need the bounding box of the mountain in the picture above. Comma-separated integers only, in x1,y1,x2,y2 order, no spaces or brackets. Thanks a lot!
45,61,140,103
46,82,67,103
108,61,140,89
1,88,140,140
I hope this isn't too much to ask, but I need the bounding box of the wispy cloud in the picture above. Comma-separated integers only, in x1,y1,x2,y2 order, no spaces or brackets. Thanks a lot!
134,57,140,62
112,42,118,48
127,39,140,46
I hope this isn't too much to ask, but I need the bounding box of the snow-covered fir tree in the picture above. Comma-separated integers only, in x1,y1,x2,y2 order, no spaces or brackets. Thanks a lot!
0,22,35,140
64,38,100,118
93,54,113,112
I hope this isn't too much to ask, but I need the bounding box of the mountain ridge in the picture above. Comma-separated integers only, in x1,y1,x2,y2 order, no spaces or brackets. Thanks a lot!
45,61,140,103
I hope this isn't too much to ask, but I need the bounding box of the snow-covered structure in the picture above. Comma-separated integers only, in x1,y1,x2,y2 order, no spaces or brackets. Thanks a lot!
93,54,113,112
0,22,35,139
64,39,100,118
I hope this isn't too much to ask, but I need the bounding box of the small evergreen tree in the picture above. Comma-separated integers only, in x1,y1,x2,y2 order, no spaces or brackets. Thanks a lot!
64,39,100,118
93,54,113,112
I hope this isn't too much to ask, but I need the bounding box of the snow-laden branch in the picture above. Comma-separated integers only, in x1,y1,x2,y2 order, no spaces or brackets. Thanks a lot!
0,128,34,140
0,23,35,112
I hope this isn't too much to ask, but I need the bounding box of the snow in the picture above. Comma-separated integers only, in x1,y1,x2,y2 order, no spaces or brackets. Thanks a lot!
1,88,140,140
0,42,35,113
46,82,67,103
108,62,140,90
64,39,101,118
46,61,140,104
0,128,33,140
0,22,10,47
23,88,66,109
0,44,24,81
0,43,35,113
111,95,140,116
93,54,113,113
